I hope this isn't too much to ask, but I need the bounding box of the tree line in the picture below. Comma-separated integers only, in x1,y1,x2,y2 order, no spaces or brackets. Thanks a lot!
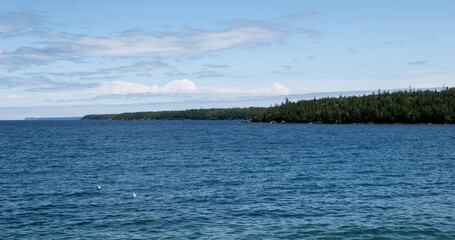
253,88,455,124
82,88,455,124
81,107,266,120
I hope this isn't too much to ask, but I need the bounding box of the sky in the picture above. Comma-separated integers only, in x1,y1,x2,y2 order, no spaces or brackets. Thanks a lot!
0,0,454,119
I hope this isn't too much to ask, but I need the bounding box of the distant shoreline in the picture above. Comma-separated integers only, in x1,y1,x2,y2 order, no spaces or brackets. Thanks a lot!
81,88,455,125
24,117,81,120
78,118,454,125
246,120,452,125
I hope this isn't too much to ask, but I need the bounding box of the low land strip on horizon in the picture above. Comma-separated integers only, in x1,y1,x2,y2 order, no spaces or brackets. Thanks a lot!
81,88,455,124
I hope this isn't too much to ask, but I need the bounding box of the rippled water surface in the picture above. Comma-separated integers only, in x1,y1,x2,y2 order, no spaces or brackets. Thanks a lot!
1,120,454,239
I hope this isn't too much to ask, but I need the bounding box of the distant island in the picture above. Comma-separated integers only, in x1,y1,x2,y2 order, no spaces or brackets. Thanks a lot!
82,88,455,124
24,117,81,120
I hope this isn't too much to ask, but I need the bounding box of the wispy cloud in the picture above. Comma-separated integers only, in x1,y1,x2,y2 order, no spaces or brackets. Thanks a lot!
166,70,188,77
194,70,224,78
0,94,21,99
407,60,427,65
2,24,281,68
295,28,322,39
0,47,81,71
0,75,50,88
273,65,300,75
204,64,229,68
27,82,97,92
0,75,96,90
167,69,225,78
0,11,42,34
273,71,301,75
0,51,33,71
346,47,360,54
19,60,167,80
418,34,436,42
97,61,167,74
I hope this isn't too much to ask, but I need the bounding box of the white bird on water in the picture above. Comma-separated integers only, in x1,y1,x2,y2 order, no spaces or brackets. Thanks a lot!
97,185,101,189
132,192,137,198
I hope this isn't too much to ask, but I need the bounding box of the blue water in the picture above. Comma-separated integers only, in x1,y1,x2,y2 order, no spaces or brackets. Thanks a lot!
1,120,454,239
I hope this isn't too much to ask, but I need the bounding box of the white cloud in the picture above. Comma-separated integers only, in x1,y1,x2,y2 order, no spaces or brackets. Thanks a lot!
0,94,22,99
7,25,280,62
162,79,197,93
254,82,291,95
87,81,160,95
87,79,198,95
87,79,290,96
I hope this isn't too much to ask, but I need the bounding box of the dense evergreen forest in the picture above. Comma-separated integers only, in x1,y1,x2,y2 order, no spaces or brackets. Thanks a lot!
81,107,266,120
82,88,455,124
254,88,455,124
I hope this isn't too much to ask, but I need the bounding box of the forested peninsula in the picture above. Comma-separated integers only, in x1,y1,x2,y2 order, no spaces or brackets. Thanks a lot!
82,107,265,120
82,88,455,124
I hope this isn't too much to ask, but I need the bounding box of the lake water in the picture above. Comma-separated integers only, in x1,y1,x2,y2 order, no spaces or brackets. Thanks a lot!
1,120,454,239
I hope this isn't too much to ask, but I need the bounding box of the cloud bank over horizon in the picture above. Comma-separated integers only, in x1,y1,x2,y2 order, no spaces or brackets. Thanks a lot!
87,79,290,96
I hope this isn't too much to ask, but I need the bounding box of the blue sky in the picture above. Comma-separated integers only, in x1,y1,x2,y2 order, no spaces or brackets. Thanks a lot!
0,0,454,119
